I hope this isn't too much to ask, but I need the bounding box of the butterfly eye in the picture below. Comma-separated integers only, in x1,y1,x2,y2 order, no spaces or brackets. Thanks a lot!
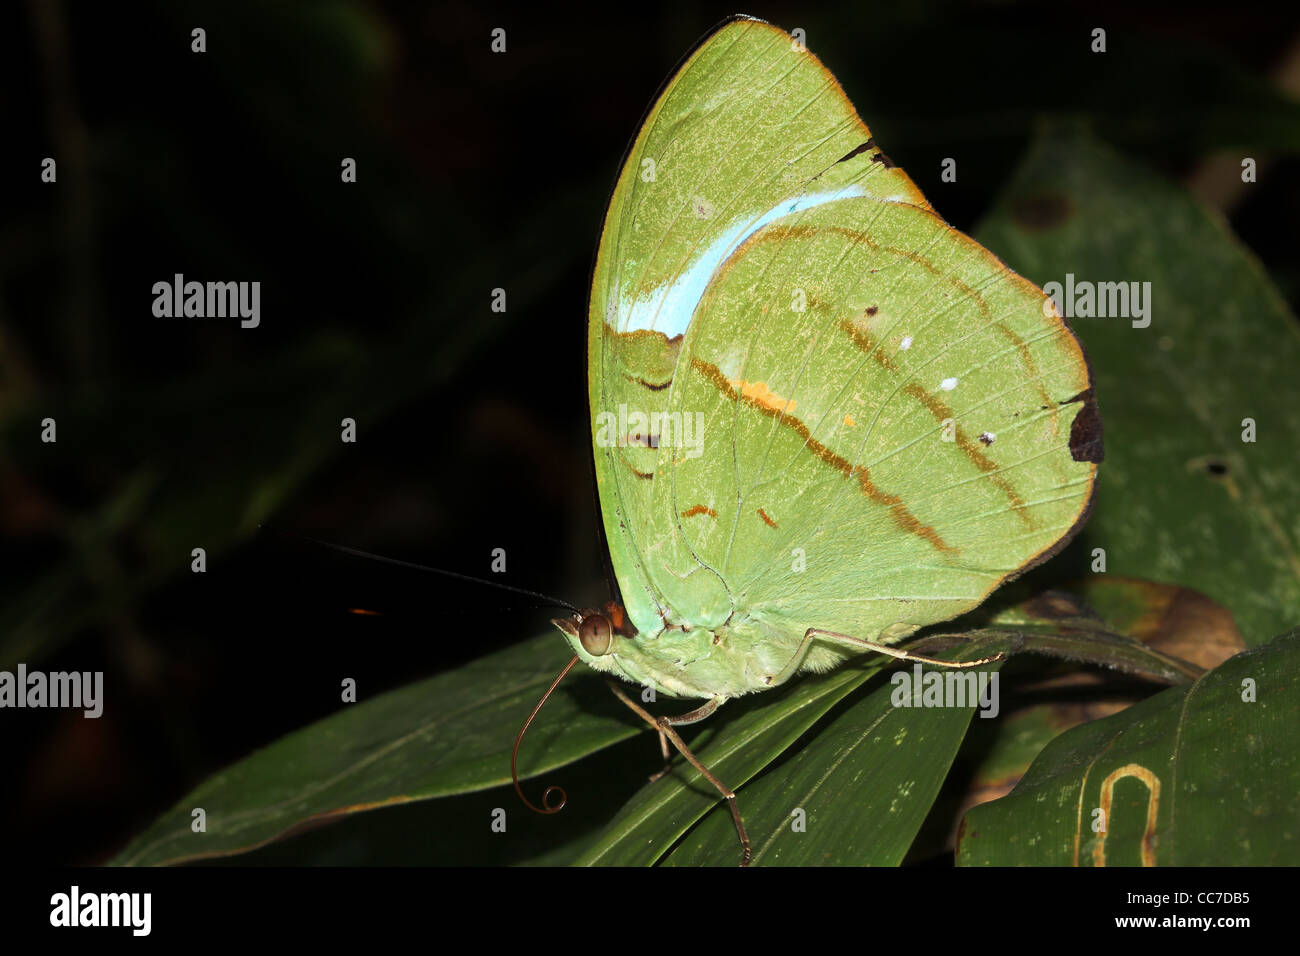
578,614,614,657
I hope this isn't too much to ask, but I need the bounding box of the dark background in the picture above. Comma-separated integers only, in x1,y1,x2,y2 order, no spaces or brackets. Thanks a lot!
2,0,1298,864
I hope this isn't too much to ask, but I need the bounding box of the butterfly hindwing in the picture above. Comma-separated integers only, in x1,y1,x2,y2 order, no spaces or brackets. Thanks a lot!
655,196,1096,647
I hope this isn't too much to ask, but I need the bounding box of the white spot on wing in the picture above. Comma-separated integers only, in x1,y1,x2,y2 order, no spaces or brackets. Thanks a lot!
899,335,913,351
940,377,959,391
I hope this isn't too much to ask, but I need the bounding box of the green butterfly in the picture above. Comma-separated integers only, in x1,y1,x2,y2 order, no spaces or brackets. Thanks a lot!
531,15,1100,864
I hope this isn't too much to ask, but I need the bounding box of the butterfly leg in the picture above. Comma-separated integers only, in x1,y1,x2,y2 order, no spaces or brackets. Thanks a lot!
605,682,751,867
608,684,719,781
647,728,672,783
769,628,1004,687
646,696,719,782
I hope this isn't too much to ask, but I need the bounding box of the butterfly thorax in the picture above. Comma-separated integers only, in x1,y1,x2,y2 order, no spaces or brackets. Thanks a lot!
553,602,850,700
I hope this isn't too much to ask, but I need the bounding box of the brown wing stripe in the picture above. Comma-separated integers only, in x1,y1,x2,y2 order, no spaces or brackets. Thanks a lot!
838,318,1032,524
743,222,1057,413
901,383,1032,525
839,316,898,372
682,504,717,518
691,356,957,555
757,508,778,528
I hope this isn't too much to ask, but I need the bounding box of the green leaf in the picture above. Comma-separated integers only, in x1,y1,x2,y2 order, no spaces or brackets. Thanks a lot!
974,122,1300,645
651,592,1208,867
576,632,1085,866
661,636,1010,866
957,629,1300,866
572,660,887,866
116,590,1211,866
112,632,632,866
908,578,1248,862
971,594,1205,685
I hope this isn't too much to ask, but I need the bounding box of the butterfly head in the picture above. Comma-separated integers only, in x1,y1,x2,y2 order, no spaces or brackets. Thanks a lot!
553,602,632,668
579,614,614,656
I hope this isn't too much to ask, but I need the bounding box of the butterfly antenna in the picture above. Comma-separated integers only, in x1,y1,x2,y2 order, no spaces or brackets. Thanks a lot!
258,525,582,614
512,655,581,815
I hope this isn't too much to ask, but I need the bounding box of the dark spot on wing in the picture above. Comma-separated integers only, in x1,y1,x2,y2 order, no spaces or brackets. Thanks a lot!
835,139,875,163
620,457,653,480
1062,388,1104,463
623,373,672,391
978,432,995,445
1205,459,1229,477
1010,193,1074,232
864,305,878,317
870,150,896,169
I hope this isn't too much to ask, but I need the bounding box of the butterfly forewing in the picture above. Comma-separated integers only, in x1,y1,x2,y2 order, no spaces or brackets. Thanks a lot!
587,17,1098,694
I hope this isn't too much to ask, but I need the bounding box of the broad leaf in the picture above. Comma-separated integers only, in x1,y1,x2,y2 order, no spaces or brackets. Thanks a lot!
575,618,1183,867
910,579,1247,860
113,632,628,866
661,636,1009,866
957,628,1300,865
975,123,1300,645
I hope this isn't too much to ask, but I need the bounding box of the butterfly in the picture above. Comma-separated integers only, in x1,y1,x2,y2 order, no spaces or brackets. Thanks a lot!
518,14,1101,866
